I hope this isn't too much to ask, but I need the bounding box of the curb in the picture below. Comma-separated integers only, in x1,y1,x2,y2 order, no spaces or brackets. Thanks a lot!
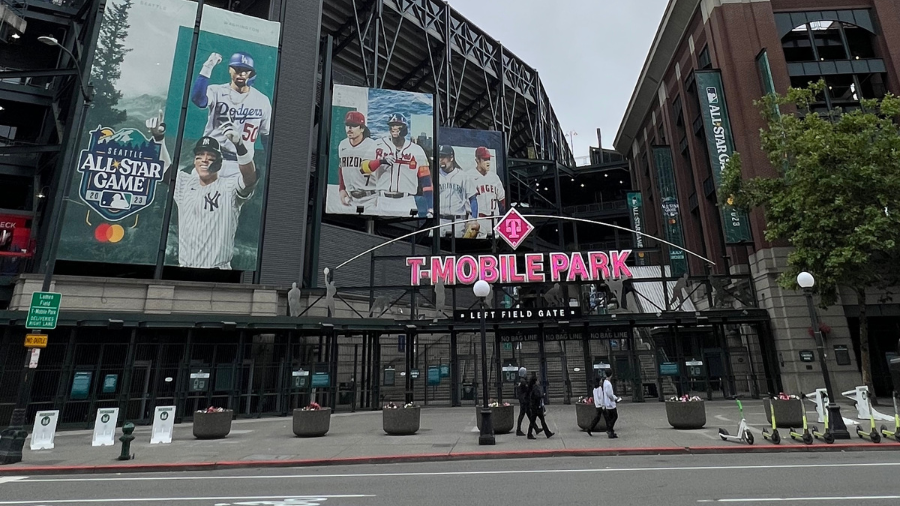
1,443,898,476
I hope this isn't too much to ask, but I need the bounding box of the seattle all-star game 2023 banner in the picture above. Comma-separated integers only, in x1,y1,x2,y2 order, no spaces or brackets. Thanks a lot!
56,0,280,271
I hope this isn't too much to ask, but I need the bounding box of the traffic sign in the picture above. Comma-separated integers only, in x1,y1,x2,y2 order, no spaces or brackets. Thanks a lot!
26,292,61,330
24,333,48,348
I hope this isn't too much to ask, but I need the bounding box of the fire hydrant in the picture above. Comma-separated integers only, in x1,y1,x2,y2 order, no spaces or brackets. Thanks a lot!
118,422,135,461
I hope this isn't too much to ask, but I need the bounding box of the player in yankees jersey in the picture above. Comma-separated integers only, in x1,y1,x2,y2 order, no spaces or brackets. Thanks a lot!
437,145,478,237
146,112,257,269
370,113,433,217
337,111,379,212
471,146,506,239
191,52,271,177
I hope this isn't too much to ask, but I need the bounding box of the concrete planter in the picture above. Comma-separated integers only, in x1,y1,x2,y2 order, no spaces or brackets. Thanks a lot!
383,407,420,435
575,403,607,431
763,399,804,429
474,405,514,434
292,408,331,437
193,411,233,439
665,401,706,429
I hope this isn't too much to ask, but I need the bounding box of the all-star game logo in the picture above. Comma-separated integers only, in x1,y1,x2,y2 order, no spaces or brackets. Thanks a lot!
76,126,165,222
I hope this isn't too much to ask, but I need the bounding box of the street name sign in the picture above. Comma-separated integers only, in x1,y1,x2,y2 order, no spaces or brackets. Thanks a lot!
25,292,61,330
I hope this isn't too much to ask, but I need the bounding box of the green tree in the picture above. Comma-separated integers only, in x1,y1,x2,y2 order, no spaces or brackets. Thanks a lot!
722,81,900,401
89,0,133,127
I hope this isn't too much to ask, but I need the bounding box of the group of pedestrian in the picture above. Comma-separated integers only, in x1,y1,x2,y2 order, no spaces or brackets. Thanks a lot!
515,368,554,439
588,369,619,438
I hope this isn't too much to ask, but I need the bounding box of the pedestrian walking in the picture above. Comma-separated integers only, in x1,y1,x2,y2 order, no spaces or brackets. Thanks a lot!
515,367,532,436
586,377,605,436
526,376,553,439
602,369,620,438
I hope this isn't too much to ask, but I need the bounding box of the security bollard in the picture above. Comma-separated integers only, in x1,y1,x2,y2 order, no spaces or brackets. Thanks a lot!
118,422,135,461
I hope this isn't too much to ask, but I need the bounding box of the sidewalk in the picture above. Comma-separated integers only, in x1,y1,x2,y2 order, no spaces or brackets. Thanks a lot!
2,399,897,475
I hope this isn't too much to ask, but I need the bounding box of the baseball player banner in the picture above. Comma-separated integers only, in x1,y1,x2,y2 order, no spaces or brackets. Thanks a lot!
162,6,281,270
653,146,688,277
436,127,506,239
56,0,199,265
325,84,435,219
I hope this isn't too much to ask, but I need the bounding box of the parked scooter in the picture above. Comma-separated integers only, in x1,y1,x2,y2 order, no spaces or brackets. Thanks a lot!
880,393,900,442
788,398,813,445
856,389,882,443
761,400,781,444
718,399,754,445
809,393,835,444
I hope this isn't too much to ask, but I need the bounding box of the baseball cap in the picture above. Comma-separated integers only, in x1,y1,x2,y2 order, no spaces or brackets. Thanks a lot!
439,145,455,157
194,136,221,154
475,146,492,160
344,111,366,126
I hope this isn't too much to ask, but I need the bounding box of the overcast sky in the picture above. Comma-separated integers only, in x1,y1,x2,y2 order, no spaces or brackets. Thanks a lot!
448,0,669,164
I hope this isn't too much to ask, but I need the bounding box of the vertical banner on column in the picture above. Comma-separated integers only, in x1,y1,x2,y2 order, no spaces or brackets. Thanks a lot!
626,192,647,266
57,0,199,265
652,146,688,277
30,410,60,450
164,6,281,270
92,407,119,446
695,70,752,244
150,405,175,444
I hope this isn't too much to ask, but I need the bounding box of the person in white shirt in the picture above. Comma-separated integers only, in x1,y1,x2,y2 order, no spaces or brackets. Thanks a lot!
587,377,605,436
602,369,619,438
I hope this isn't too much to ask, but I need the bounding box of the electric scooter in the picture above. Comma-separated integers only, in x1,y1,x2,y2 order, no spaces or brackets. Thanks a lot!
809,393,835,444
857,390,882,443
880,393,900,442
788,399,813,445
761,400,781,444
718,399,754,445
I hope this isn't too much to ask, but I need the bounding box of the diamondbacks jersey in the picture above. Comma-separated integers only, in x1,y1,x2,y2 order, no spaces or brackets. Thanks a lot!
439,168,476,216
201,84,272,156
373,138,430,194
472,171,505,217
339,137,378,192
174,170,254,269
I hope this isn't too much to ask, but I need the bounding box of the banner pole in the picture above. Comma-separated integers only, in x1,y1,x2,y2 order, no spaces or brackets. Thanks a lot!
307,35,334,289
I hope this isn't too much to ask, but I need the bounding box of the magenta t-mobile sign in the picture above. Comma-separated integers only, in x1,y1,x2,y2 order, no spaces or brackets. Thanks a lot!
406,209,633,287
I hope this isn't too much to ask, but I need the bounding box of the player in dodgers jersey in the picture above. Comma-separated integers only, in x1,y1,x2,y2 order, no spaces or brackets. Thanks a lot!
146,114,258,269
371,113,433,217
471,146,506,238
191,52,271,177
437,145,478,237
337,111,379,212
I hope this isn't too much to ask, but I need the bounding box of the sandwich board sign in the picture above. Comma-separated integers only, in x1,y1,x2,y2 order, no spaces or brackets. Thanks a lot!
92,407,119,446
150,406,175,444
30,410,60,450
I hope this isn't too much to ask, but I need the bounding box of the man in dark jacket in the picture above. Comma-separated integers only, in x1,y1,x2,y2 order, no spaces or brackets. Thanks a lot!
515,368,530,436
526,376,553,439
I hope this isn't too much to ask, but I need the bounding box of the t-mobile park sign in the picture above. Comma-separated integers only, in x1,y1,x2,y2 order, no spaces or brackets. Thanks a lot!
405,209,633,286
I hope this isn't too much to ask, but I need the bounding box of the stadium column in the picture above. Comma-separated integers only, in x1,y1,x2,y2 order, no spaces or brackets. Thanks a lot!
582,323,592,392
450,327,459,407
308,35,334,289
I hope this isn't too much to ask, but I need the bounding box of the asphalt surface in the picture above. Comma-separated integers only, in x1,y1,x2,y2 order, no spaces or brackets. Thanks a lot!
1,452,899,505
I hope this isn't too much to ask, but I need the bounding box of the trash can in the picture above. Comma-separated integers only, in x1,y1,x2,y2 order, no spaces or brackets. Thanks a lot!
338,382,353,404
461,383,476,401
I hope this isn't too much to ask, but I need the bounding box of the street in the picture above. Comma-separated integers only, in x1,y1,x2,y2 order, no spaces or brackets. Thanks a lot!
1,452,899,505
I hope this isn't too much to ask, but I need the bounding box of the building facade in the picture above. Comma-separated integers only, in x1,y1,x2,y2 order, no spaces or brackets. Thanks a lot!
614,0,900,396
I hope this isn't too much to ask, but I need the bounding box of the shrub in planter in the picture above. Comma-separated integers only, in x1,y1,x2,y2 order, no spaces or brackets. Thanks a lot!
575,397,606,431
193,407,233,439
293,402,331,437
383,402,420,435
665,396,706,429
763,394,804,429
474,401,514,434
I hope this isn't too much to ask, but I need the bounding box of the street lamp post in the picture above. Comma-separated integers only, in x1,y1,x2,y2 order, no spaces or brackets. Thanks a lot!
797,272,850,439
0,35,93,465
473,280,495,445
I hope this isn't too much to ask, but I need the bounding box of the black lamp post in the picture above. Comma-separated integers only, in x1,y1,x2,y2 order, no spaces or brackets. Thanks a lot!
797,271,850,439
473,280,495,445
0,35,92,465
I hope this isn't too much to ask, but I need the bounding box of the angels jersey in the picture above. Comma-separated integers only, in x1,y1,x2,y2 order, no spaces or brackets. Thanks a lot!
472,171,505,217
339,137,378,192
173,170,254,269
201,84,272,156
373,137,430,194
439,168,476,216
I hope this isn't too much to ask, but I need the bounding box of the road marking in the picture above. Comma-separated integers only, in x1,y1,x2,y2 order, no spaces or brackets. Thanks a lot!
0,477,27,484
0,494,373,505
699,496,900,503
14,461,900,483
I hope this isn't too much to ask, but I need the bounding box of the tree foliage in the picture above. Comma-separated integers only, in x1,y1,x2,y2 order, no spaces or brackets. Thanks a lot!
89,0,133,127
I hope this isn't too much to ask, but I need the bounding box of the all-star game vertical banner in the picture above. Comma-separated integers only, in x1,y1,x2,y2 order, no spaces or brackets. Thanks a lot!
626,192,647,266
652,146,688,277
163,6,280,270
695,70,752,244
57,0,198,265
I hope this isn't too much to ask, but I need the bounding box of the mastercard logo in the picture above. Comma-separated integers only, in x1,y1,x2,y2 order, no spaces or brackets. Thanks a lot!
95,223,125,243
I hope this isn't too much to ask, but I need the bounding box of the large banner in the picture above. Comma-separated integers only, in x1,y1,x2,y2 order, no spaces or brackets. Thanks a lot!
695,70,753,244
653,146,688,277
325,84,434,218
163,7,280,270
437,127,506,239
56,0,281,271
626,192,647,266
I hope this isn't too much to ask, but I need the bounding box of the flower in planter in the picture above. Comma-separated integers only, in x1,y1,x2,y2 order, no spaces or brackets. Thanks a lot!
197,406,228,413
775,392,800,400
302,402,322,411
578,396,594,405
668,395,703,402
403,402,419,408
384,402,398,409
487,400,511,407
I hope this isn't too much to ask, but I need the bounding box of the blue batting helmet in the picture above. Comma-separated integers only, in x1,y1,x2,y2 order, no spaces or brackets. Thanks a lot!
387,113,409,137
228,52,256,77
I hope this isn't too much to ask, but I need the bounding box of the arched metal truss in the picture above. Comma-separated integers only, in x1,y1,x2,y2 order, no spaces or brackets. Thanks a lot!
321,0,575,165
